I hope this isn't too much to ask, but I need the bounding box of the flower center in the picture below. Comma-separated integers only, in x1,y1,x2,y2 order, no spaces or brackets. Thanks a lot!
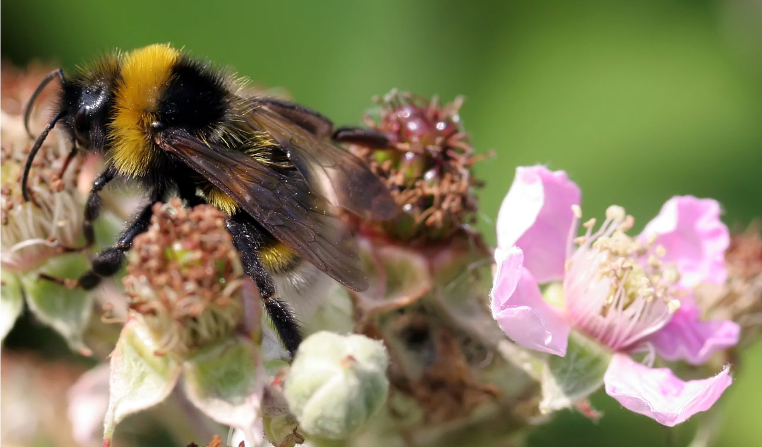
124,200,245,357
564,205,681,351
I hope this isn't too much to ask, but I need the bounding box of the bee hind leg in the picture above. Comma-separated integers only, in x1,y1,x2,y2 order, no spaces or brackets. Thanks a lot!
226,214,302,356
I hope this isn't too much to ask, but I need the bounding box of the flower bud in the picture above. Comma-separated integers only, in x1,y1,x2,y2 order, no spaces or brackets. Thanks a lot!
284,331,389,440
346,90,482,243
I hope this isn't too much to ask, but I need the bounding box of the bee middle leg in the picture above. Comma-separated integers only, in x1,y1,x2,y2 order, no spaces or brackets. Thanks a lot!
59,167,116,252
226,213,302,355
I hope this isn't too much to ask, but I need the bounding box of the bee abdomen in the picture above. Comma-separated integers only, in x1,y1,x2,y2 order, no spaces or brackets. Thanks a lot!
259,240,301,274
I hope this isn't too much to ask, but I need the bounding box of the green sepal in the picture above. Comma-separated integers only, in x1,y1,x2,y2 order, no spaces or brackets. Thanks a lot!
183,336,264,445
540,330,611,413
22,253,94,354
0,270,25,342
355,242,432,315
104,318,182,441
262,385,304,447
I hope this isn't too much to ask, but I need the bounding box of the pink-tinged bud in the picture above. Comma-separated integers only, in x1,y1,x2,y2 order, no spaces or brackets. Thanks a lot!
346,90,483,243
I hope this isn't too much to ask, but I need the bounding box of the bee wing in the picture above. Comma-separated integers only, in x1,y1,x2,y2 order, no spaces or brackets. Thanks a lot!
156,129,368,291
246,101,398,221
255,97,334,138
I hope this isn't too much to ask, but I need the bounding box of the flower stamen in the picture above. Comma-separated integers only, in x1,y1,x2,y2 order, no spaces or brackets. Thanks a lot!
565,205,681,351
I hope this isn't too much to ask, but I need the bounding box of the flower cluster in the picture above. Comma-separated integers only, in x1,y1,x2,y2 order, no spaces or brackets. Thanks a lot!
490,165,738,426
3,58,754,447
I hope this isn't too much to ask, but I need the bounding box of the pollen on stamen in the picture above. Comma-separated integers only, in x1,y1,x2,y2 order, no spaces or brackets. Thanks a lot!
571,204,582,219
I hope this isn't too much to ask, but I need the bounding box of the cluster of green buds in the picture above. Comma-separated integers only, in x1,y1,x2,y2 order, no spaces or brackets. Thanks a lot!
347,90,482,242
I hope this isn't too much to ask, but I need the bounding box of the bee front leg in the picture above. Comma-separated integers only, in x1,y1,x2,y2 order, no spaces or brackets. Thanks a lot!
60,167,116,252
226,214,302,356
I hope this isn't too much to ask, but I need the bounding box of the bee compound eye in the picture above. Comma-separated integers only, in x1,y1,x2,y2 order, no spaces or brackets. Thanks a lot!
74,107,91,145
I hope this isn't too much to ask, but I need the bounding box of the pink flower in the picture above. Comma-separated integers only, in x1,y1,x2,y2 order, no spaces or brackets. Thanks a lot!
491,165,738,426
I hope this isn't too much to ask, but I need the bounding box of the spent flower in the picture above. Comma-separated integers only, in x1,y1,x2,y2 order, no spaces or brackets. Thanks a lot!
0,63,95,351
105,199,264,445
490,165,738,426
694,224,762,349
123,199,246,356
307,91,540,447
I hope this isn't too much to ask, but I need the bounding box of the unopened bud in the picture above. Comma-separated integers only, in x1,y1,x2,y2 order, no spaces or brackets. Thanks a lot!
284,331,389,440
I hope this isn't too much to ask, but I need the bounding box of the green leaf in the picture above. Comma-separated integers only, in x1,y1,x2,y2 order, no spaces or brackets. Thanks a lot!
0,271,25,342
22,253,94,354
183,336,264,445
540,331,611,413
104,318,182,441
430,247,507,345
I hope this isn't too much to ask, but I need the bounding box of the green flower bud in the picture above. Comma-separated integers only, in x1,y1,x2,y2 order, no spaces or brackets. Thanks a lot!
284,331,389,440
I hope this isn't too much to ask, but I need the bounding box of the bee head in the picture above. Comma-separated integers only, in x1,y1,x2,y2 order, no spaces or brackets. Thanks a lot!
64,80,113,150
22,60,120,201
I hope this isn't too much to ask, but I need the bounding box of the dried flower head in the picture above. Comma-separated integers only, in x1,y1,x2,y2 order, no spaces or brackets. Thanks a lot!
123,199,246,356
1,63,85,272
695,224,762,344
347,90,483,242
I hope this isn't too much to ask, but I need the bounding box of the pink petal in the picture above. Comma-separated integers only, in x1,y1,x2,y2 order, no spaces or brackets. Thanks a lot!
640,196,729,289
496,166,581,283
604,353,732,427
68,365,111,445
490,246,571,356
648,299,740,365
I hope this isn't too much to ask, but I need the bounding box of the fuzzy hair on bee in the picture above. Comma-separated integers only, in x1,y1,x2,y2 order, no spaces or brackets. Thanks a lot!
22,43,398,354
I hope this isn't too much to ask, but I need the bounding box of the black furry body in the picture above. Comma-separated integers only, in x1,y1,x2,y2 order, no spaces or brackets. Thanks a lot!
23,45,395,355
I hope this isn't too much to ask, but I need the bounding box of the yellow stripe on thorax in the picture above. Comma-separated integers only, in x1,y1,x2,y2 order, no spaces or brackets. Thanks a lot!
110,44,180,177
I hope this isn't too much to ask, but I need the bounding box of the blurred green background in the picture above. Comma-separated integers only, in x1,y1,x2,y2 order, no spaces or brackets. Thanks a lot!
3,0,761,446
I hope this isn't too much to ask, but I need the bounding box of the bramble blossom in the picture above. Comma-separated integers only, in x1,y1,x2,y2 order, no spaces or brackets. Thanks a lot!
490,165,739,426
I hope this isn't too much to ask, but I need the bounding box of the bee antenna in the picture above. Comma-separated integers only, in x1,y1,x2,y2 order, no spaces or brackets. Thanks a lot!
22,110,66,202
24,68,66,138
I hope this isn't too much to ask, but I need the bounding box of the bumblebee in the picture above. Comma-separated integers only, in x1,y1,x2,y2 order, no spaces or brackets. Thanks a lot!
22,44,397,354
